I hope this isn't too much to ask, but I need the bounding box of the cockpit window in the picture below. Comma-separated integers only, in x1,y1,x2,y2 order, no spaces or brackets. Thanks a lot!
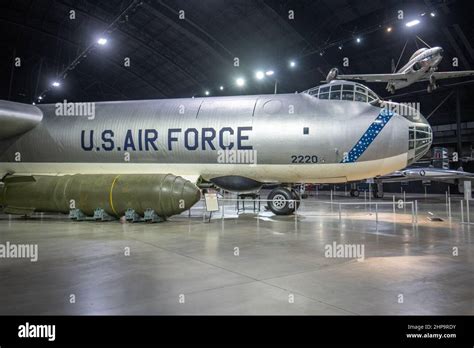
330,91,341,100
354,92,367,102
413,62,422,71
307,87,319,96
302,81,380,105
320,86,330,94
342,90,353,100
343,84,354,91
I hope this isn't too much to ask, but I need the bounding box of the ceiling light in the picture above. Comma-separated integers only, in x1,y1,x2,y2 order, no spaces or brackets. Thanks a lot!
52,81,60,87
289,61,296,67
265,70,274,76
97,37,107,45
255,71,265,80
356,37,361,43
236,77,245,87
406,19,420,27
386,27,392,32
430,12,435,17
205,90,210,96
219,86,224,90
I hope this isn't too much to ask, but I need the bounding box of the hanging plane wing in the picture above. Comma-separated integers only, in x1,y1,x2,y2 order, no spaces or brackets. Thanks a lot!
421,70,474,81
327,69,408,83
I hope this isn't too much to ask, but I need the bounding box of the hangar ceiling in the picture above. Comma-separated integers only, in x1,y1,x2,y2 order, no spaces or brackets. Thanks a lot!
1,0,474,128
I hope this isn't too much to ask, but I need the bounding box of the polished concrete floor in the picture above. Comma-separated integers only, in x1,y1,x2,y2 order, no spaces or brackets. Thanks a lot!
0,191,472,315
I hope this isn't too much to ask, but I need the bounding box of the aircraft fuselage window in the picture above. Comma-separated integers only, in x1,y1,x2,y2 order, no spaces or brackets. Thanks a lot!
330,84,342,91
342,91,353,100
413,126,432,156
409,127,415,150
342,84,354,91
356,86,365,93
319,93,329,99
330,91,341,100
320,86,330,94
354,92,367,102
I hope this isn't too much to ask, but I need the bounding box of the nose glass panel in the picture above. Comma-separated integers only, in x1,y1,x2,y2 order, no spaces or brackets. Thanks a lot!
408,124,432,164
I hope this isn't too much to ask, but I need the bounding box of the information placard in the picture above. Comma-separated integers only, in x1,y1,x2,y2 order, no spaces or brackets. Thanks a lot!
204,193,219,212
464,181,472,201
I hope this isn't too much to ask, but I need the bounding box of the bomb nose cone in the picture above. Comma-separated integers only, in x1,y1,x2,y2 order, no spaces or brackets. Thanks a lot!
157,174,201,217
180,180,202,213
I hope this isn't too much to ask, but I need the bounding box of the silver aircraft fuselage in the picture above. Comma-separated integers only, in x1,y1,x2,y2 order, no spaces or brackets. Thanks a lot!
0,86,431,186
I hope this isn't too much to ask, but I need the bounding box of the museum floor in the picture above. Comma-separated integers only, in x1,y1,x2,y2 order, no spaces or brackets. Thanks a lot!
0,192,472,315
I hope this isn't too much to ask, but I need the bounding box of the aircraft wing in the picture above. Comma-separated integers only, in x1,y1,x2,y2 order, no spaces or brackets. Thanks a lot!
427,71,474,80
376,167,474,183
334,73,408,83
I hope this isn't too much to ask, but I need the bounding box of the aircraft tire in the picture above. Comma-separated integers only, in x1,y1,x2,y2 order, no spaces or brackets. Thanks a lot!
268,188,295,215
350,189,360,197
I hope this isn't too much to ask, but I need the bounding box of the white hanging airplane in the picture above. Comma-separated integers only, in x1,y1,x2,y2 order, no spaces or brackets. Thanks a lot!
326,46,474,93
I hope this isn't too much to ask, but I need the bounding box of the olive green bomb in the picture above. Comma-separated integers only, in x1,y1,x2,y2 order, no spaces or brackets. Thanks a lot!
0,174,201,219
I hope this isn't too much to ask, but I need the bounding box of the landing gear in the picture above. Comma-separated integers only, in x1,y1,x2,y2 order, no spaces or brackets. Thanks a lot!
372,190,384,199
350,189,360,197
372,183,384,199
388,85,395,94
427,76,438,93
267,187,300,215
291,189,301,210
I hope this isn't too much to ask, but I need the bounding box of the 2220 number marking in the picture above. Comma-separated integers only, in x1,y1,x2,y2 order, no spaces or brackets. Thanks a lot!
291,155,318,164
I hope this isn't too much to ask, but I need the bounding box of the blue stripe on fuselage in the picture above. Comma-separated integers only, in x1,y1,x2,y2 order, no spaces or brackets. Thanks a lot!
341,108,394,163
